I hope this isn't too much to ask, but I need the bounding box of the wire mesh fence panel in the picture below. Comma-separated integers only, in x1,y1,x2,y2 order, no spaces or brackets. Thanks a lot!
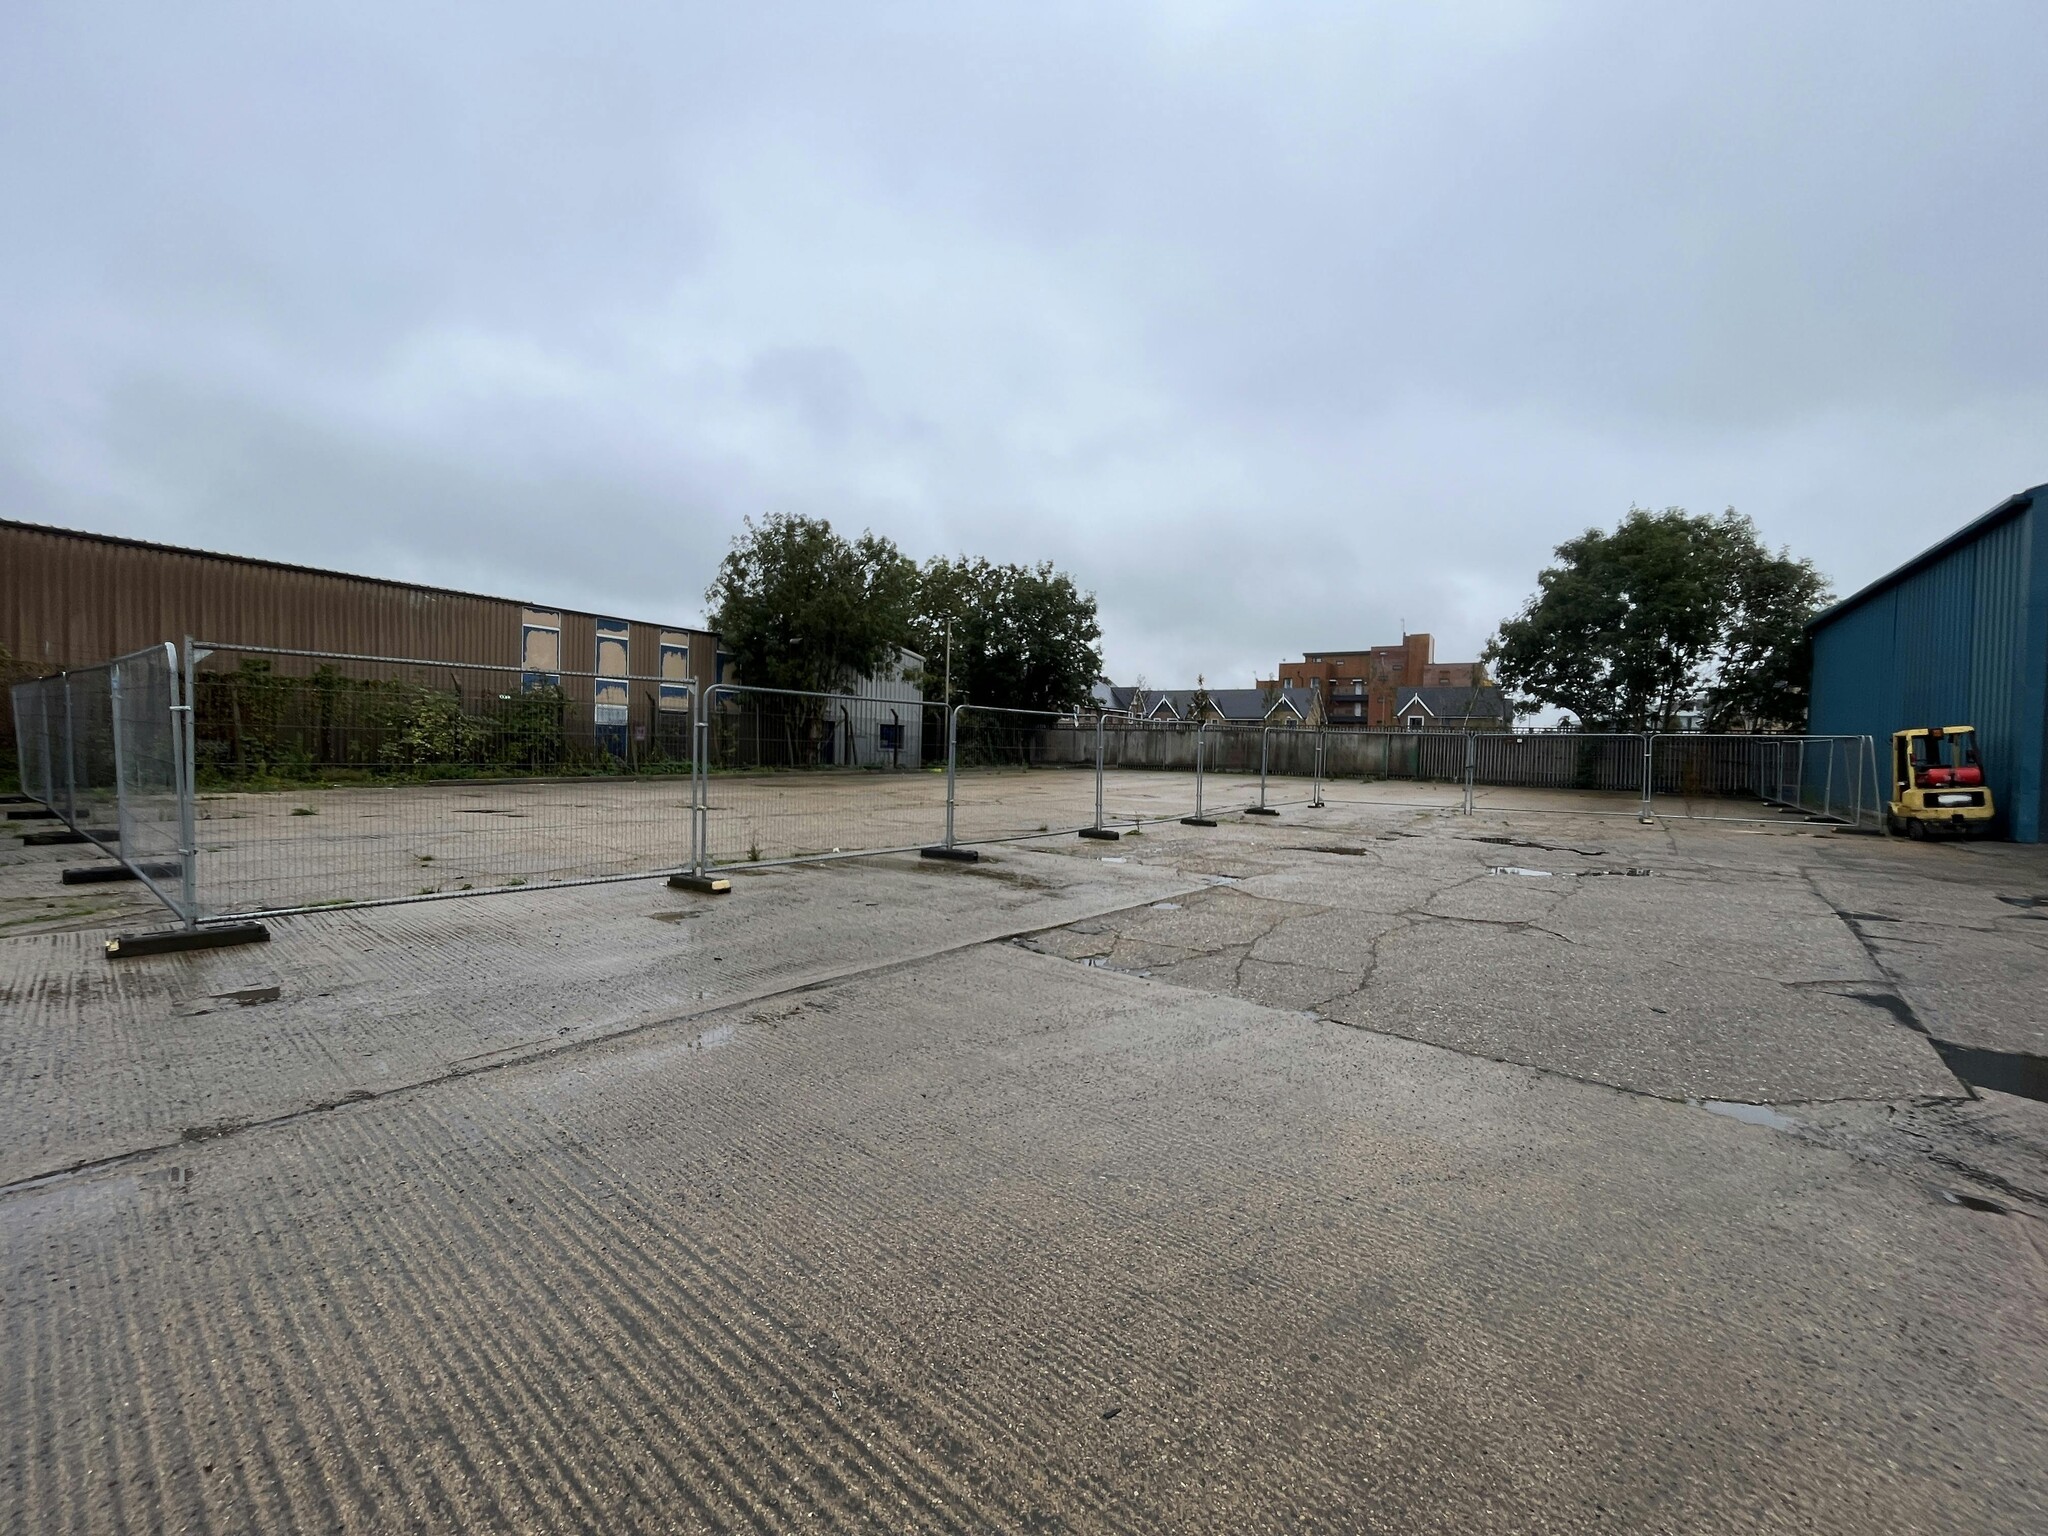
61,666,122,844
8,677,55,805
1466,731,1649,816
1191,724,1274,817
1094,718,1206,828
945,705,1099,845
189,644,696,916
110,644,190,912
1650,734,1880,828
700,685,946,868
7,645,195,925
1314,730,1472,812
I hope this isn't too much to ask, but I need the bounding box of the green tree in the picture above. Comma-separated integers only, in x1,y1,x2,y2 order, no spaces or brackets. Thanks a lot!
908,557,1104,712
1485,508,1828,732
706,514,918,694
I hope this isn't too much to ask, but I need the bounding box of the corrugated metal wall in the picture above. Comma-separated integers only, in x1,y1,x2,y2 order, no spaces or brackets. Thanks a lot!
1808,491,2046,841
3,519,718,766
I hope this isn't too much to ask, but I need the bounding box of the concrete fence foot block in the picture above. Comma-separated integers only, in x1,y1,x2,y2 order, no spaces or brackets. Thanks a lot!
62,864,141,885
667,873,731,894
106,922,268,960
8,807,58,821
1078,827,1121,841
21,830,92,847
1180,817,1217,828
920,846,980,862
1244,807,1280,816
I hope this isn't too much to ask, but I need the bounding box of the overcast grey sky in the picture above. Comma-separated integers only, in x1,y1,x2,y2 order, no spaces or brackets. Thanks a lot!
3,2,2043,684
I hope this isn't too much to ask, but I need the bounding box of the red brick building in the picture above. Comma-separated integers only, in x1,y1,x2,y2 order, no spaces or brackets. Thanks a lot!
1258,634,1493,728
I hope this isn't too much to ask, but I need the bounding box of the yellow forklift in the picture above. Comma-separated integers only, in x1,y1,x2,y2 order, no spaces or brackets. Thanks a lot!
1887,726,1995,838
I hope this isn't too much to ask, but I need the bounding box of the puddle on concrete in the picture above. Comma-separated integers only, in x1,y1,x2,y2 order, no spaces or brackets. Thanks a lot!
1930,1040,2048,1105
1099,857,1127,864
1149,902,1182,911
1995,895,2048,909
650,909,706,923
1488,866,1554,878
1296,845,1373,857
1693,1099,1801,1132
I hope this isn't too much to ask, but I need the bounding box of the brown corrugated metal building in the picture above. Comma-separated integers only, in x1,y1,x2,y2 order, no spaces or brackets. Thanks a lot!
2,518,722,758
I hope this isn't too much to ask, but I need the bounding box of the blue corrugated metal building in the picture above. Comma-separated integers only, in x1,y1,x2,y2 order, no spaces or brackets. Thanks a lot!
1807,484,2048,841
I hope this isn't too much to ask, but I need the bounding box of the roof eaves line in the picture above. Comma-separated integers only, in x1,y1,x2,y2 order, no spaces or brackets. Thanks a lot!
1805,488,2041,632
0,515,703,636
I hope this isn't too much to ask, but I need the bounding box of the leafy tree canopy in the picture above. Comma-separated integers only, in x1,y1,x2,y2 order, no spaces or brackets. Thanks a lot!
705,514,918,695
1484,507,1829,732
907,556,1104,713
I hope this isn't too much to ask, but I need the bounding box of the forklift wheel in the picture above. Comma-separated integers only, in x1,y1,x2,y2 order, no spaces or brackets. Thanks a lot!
1905,818,1927,840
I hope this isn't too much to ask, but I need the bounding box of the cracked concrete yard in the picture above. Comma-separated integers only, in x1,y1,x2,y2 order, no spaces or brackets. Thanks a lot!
4,793,2047,1533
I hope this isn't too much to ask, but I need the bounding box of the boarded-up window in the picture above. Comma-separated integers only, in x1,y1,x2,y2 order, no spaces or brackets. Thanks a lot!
595,617,629,679
595,677,629,727
658,631,690,711
521,608,561,686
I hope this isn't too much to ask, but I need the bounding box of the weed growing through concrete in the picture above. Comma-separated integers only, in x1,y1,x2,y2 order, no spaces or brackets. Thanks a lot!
291,806,317,816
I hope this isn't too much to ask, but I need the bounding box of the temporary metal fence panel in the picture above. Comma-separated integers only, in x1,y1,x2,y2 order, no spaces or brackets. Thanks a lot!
188,643,697,916
1313,729,1477,814
8,643,198,926
944,705,1098,847
110,644,191,915
10,677,52,805
1170,724,1270,818
699,684,947,869
1649,733,1881,829
1094,717,1208,829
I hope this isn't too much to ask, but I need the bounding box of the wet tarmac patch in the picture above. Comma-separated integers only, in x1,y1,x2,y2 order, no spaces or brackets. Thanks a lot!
1930,1040,2048,1105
